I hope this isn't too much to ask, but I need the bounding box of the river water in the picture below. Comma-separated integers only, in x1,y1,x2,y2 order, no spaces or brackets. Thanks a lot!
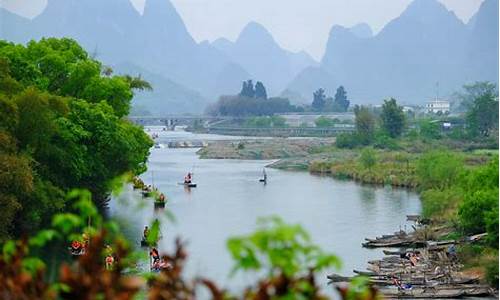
109,128,421,297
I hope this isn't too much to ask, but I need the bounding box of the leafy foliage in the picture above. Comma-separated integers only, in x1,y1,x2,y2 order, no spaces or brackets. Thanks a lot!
380,98,405,138
333,86,349,112
0,38,152,240
312,88,327,112
466,91,499,137
227,216,341,299
416,151,464,190
359,148,376,170
458,157,499,241
354,105,375,145
254,81,267,99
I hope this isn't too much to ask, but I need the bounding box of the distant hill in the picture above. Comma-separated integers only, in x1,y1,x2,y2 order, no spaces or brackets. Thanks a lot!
0,0,250,113
211,22,317,96
114,63,207,115
1,0,497,110
286,0,499,105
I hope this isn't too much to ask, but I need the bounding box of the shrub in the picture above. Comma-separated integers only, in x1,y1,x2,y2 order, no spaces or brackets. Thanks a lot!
416,151,464,190
373,133,400,150
336,133,359,148
458,188,498,234
359,148,377,170
420,187,462,220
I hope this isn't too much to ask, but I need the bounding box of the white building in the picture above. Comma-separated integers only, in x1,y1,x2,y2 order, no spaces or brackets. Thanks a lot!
425,100,450,114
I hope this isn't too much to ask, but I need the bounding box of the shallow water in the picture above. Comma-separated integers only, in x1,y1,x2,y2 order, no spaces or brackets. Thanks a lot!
109,129,422,297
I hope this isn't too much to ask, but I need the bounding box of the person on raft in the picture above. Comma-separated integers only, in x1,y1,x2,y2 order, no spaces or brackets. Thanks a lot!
184,172,193,184
158,193,166,202
104,244,114,270
143,226,149,241
392,276,412,290
150,247,160,266
71,240,83,255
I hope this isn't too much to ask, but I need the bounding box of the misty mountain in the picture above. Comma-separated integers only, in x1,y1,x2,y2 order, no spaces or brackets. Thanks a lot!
0,0,250,113
114,62,207,115
287,0,498,105
464,0,499,84
211,22,317,96
349,23,373,38
281,67,336,104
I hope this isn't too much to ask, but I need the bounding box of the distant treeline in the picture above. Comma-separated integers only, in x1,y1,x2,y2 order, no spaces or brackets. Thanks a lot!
207,80,302,116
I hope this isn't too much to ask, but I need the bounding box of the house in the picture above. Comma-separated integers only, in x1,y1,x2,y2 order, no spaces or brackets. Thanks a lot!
425,100,450,114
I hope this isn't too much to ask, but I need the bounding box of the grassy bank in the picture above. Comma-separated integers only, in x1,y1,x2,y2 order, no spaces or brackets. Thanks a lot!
307,139,499,287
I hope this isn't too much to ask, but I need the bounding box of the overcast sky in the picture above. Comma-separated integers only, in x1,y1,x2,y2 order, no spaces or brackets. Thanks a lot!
1,0,484,59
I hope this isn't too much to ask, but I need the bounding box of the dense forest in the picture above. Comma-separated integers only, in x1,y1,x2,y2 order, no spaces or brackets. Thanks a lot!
0,38,153,241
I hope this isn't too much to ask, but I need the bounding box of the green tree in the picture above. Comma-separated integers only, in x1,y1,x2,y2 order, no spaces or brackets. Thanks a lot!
239,79,255,98
380,98,405,138
311,88,326,111
0,38,153,238
458,157,499,239
333,85,349,112
354,105,375,144
254,81,267,99
455,81,498,112
419,119,441,140
466,92,499,137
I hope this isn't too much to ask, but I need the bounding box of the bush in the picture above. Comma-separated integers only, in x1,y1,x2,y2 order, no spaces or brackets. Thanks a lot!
373,133,400,150
335,133,360,149
458,188,498,234
420,187,462,220
315,116,336,127
359,148,376,170
416,151,464,190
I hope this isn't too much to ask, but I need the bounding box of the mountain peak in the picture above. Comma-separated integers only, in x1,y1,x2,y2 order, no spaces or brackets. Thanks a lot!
401,0,458,22
349,23,373,38
237,21,275,44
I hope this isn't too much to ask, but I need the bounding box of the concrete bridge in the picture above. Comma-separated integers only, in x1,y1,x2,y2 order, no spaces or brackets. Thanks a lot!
127,115,230,129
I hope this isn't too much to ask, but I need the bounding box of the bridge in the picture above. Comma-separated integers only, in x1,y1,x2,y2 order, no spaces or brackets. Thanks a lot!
127,115,230,129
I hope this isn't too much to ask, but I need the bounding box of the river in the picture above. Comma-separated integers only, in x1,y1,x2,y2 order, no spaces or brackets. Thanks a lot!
109,128,421,297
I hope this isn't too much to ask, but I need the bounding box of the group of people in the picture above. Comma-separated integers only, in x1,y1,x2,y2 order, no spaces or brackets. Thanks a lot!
143,226,170,272
70,234,116,270
70,233,90,256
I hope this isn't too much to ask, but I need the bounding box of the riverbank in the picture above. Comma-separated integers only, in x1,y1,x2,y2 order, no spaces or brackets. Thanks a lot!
196,138,334,160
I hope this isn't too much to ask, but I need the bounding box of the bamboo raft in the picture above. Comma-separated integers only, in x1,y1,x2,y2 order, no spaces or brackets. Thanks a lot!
330,220,494,299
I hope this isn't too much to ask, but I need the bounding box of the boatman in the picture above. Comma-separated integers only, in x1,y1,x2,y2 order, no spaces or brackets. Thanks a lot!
184,172,192,184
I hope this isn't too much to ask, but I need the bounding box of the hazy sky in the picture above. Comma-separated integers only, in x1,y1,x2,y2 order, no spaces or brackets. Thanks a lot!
1,0,484,59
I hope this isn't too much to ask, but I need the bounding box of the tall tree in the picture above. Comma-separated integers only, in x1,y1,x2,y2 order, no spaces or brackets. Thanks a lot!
455,81,498,112
465,86,498,137
239,79,255,98
380,98,405,138
311,88,326,111
333,86,349,112
354,105,375,144
254,81,267,99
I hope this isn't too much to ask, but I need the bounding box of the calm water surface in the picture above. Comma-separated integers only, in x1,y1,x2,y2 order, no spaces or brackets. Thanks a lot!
109,128,421,297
